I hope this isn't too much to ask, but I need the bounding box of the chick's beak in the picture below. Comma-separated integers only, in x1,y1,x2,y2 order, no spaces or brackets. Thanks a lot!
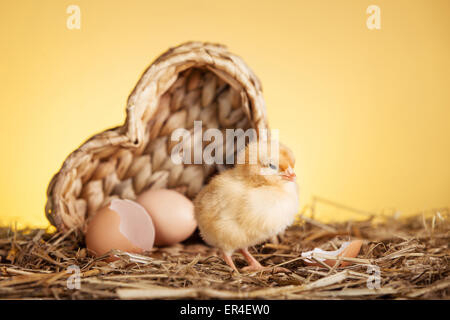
281,166,296,182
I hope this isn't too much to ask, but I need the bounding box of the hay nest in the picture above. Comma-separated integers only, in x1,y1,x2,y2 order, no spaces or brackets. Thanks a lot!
1,209,448,300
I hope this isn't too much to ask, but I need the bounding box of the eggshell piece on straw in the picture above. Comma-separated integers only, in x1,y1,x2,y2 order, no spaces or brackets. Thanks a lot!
301,240,363,268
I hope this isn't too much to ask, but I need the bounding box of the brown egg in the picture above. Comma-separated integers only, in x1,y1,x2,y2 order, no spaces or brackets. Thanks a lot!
136,189,197,246
85,199,155,260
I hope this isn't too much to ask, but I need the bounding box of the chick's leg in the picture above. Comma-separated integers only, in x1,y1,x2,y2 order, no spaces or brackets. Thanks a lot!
221,250,238,272
240,248,264,271
240,248,291,273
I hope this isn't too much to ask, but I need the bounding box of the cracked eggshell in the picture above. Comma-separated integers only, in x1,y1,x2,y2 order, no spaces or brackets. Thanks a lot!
302,240,363,268
85,199,155,261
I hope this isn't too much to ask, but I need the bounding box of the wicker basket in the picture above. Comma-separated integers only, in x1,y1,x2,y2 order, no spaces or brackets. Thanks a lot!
45,41,269,233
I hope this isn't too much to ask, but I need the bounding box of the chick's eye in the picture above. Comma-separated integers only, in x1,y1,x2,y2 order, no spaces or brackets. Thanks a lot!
269,163,277,170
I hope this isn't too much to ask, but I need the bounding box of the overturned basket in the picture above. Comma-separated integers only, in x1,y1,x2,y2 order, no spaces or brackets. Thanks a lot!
46,42,269,234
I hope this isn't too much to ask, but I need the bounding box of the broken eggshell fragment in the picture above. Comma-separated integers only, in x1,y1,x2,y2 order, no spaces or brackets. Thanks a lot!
85,199,155,261
301,240,363,268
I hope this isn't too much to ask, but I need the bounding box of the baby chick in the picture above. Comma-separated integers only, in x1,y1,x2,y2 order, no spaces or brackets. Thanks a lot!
194,140,299,272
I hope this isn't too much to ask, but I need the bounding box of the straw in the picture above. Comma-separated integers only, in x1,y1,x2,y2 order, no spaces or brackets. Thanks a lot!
1,210,448,299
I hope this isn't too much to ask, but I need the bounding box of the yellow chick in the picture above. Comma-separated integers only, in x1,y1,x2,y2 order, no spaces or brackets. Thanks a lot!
194,140,299,272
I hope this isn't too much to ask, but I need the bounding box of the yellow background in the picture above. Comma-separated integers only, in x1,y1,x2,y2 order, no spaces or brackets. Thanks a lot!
1,0,449,228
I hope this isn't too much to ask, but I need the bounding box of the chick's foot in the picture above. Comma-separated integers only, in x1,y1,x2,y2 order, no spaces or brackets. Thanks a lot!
240,248,291,273
239,248,265,271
